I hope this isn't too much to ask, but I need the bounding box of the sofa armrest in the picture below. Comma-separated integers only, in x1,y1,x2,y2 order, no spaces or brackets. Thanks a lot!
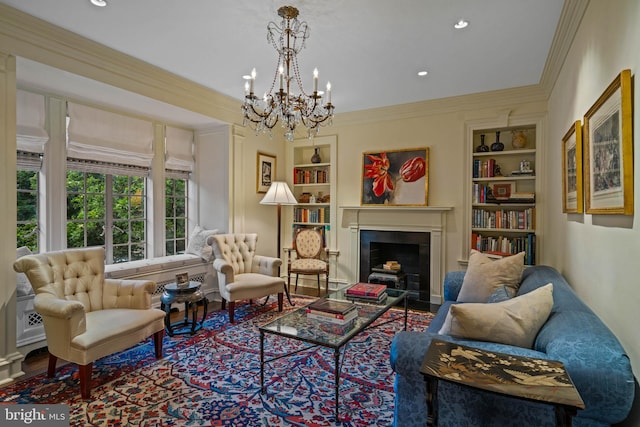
103,278,157,309
443,270,466,301
252,255,282,277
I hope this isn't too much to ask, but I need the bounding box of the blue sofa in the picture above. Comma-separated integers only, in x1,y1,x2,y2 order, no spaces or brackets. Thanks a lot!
390,265,635,427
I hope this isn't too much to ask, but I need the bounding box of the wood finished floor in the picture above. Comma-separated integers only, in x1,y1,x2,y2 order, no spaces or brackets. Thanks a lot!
18,284,326,380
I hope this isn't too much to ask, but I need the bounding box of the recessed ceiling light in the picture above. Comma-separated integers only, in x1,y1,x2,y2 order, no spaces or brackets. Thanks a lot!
454,19,469,29
417,71,428,77
90,0,107,7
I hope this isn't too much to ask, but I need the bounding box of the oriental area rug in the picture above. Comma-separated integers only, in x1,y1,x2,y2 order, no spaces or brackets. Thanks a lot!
0,296,433,427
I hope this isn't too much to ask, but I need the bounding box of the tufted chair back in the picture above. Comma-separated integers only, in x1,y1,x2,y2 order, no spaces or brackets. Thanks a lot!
293,228,324,259
18,246,106,312
210,233,258,275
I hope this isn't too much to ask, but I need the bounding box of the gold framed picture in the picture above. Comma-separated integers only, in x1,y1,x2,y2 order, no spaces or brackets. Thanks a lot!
562,120,583,213
583,69,633,215
256,151,276,193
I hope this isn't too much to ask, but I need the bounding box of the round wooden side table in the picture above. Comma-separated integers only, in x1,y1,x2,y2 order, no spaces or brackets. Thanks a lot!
160,281,208,336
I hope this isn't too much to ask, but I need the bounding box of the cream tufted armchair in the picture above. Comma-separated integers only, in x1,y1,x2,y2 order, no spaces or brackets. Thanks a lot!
13,247,166,399
209,233,289,323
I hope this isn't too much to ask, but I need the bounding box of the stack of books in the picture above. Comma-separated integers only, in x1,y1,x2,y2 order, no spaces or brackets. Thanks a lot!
346,283,388,303
306,298,358,325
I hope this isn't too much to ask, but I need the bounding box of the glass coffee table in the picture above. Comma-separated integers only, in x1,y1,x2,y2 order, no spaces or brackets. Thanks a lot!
259,287,409,421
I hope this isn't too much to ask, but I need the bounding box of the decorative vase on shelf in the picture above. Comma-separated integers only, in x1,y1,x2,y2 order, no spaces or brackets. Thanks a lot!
511,130,528,149
476,134,489,153
491,131,504,152
310,147,322,163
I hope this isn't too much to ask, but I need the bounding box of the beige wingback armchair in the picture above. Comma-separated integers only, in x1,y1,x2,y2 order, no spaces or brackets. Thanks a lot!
13,247,166,399
209,233,289,323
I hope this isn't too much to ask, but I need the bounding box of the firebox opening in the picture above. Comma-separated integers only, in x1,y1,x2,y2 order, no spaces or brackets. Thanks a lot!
359,230,430,310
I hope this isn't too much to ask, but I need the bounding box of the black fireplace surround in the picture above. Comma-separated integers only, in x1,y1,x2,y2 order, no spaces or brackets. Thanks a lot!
359,229,430,310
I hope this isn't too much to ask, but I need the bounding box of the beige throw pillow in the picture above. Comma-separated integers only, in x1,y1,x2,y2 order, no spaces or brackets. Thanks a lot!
457,250,525,302
186,225,219,261
440,283,554,349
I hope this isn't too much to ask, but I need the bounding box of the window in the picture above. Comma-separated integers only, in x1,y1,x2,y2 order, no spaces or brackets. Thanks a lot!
66,171,147,263
165,177,187,255
17,168,39,252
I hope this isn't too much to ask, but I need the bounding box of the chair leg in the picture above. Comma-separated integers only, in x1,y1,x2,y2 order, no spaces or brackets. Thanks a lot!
79,363,93,399
325,272,329,294
221,298,226,310
295,274,299,291
277,292,284,312
229,301,235,323
47,354,57,378
153,330,164,359
317,274,321,296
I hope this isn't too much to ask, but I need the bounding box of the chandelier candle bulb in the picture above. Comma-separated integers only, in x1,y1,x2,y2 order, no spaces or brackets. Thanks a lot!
327,82,331,103
313,68,318,92
279,66,284,90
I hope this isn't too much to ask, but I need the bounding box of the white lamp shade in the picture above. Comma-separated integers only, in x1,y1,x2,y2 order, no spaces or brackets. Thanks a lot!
260,181,298,205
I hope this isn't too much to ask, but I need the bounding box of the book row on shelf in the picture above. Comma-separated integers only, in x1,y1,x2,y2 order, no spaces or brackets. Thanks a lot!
473,158,500,178
472,233,536,265
293,167,330,184
472,208,535,230
293,207,330,224
473,183,535,204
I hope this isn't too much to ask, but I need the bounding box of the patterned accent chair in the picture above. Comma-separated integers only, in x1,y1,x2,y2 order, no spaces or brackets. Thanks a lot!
286,228,329,295
209,233,286,323
13,247,165,399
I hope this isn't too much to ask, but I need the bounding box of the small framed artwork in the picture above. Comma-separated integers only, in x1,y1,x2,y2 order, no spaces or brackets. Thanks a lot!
490,181,515,200
584,69,633,215
257,151,276,193
175,272,189,286
361,147,429,206
562,120,583,213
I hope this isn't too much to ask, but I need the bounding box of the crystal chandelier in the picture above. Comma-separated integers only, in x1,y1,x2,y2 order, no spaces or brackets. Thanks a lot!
242,5,335,142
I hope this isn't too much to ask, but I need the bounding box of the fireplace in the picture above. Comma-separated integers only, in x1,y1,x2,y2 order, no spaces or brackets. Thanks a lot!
360,230,430,309
342,205,452,306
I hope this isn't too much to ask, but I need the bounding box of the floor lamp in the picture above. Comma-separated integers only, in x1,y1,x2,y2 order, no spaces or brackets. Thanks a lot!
260,181,297,304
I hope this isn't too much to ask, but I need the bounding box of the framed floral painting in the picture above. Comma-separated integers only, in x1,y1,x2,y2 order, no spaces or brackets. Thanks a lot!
361,148,429,206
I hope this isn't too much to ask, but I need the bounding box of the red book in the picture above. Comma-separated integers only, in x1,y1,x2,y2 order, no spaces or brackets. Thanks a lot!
346,283,387,298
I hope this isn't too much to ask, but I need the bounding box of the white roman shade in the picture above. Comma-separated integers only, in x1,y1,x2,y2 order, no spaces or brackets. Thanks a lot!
67,102,154,168
165,126,194,173
17,90,49,153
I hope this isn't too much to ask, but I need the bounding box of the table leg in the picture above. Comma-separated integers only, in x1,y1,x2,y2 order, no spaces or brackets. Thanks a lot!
163,302,174,337
334,348,340,421
283,282,294,306
404,295,409,330
425,376,438,426
260,330,265,394
555,405,576,427
190,301,198,335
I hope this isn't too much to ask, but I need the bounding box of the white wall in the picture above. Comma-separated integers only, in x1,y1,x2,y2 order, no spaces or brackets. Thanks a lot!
546,0,640,378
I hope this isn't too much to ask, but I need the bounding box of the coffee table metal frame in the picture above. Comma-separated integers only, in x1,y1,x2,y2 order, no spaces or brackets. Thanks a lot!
259,287,409,421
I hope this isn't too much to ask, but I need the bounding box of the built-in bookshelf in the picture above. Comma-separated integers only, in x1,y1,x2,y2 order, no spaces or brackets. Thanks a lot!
468,124,539,265
286,135,337,249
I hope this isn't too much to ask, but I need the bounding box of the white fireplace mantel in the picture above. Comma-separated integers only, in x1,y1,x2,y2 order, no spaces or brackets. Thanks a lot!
340,205,453,304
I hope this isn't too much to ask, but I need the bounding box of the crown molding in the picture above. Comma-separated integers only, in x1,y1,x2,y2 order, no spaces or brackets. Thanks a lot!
539,0,590,97
0,4,240,125
334,84,547,127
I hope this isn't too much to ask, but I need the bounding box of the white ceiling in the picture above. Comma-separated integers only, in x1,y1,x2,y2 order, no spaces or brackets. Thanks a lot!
2,0,565,128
